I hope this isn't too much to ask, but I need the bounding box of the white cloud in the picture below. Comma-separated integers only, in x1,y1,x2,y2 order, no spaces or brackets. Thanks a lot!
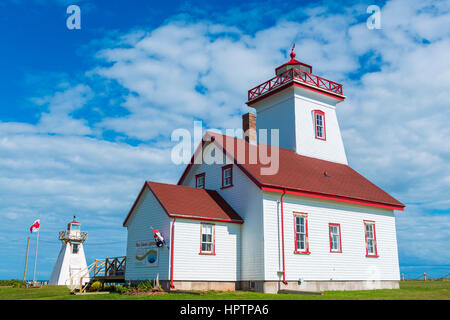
92,20,308,140
0,132,173,215
341,2,450,212
32,84,94,135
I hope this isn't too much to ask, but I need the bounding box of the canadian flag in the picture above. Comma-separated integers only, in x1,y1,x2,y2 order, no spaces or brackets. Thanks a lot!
30,219,40,233
151,228,166,247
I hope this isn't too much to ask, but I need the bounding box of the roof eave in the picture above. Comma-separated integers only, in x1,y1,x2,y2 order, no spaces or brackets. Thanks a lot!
170,214,244,224
261,185,405,211
124,180,245,227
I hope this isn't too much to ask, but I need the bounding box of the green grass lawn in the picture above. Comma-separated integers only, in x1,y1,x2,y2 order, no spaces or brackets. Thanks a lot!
0,280,448,300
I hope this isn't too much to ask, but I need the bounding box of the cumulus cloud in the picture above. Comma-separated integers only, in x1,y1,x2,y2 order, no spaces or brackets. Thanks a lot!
93,21,271,140
31,84,94,135
341,0,450,211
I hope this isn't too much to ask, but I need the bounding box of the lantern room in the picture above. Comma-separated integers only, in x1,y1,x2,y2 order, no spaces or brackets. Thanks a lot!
68,220,80,231
58,217,88,243
247,49,344,104
275,51,312,75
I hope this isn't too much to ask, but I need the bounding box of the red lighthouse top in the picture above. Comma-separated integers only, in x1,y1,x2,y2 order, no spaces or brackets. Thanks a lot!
275,48,312,75
247,47,344,105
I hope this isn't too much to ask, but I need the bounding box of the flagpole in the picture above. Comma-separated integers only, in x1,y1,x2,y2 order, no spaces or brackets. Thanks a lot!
23,236,30,282
33,224,40,284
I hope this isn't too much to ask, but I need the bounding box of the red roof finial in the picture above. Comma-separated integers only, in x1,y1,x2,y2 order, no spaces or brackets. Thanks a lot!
290,43,296,60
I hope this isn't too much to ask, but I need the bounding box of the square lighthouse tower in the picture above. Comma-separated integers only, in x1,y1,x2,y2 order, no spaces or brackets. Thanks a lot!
247,49,348,164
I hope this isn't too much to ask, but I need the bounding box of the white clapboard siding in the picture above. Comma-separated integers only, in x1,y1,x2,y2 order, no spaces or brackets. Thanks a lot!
124,187,171,281
181,142,264,280
263,191,400,281
293,93,348,164
172,219,240,281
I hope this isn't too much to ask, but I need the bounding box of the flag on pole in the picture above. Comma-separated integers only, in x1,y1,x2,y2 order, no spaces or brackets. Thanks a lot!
151,227,166,247
30,219,40,233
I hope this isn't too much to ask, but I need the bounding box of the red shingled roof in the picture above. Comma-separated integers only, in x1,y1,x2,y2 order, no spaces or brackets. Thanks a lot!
123,181,243,226
178,132,405,211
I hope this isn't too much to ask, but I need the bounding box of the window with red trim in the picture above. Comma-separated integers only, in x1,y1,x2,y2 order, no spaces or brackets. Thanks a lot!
364,221,378,257
294,213,310,254
221,165,233,188
314,110,326,140
200,223,215,255
329,223,342,253
195,173,205,189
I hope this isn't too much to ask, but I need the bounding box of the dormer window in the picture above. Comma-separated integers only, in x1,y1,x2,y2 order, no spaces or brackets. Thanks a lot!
195,173,205,189
314,110,326,140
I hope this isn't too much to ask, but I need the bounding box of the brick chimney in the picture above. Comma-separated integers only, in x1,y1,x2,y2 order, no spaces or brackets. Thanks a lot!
242,113,256,144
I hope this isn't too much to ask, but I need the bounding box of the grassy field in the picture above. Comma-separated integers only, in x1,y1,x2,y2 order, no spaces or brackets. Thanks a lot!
0,280,448,300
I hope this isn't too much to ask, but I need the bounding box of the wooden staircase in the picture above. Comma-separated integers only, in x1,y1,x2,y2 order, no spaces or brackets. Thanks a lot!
70,256,126,293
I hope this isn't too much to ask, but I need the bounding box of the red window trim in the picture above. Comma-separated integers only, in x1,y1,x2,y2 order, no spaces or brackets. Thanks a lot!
364,220,379,257
199,223,216,255
221,164,233,189
293,212,310,254
195,172,205,189
313,110,326,141
328,223,342,253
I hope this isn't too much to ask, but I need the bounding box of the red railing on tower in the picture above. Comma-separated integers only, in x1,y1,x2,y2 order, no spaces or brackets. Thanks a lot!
248,68,343,102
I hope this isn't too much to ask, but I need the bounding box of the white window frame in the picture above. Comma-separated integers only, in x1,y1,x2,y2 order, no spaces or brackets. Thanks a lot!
294,213,309,254
329,223,342,253
316,113,324,138
195,173,205,189
222,165,233,188
364,221,378,257
314,110,326,140
200,223,215,255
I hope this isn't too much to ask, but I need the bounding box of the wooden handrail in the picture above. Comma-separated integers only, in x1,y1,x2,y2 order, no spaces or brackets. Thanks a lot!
248,68,343,101
70,256,127,293
70,259,105,293
58,230,88,242
104,256,126,277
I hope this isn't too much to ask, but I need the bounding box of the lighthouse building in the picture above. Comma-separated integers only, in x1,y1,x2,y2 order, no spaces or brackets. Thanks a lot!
122,51,404,293
49,219,89,286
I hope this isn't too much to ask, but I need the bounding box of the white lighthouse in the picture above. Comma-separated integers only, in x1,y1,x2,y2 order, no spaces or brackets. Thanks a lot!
49,217,89,286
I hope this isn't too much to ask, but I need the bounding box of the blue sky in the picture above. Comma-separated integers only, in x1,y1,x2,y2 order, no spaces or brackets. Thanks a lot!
0,0,449,280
